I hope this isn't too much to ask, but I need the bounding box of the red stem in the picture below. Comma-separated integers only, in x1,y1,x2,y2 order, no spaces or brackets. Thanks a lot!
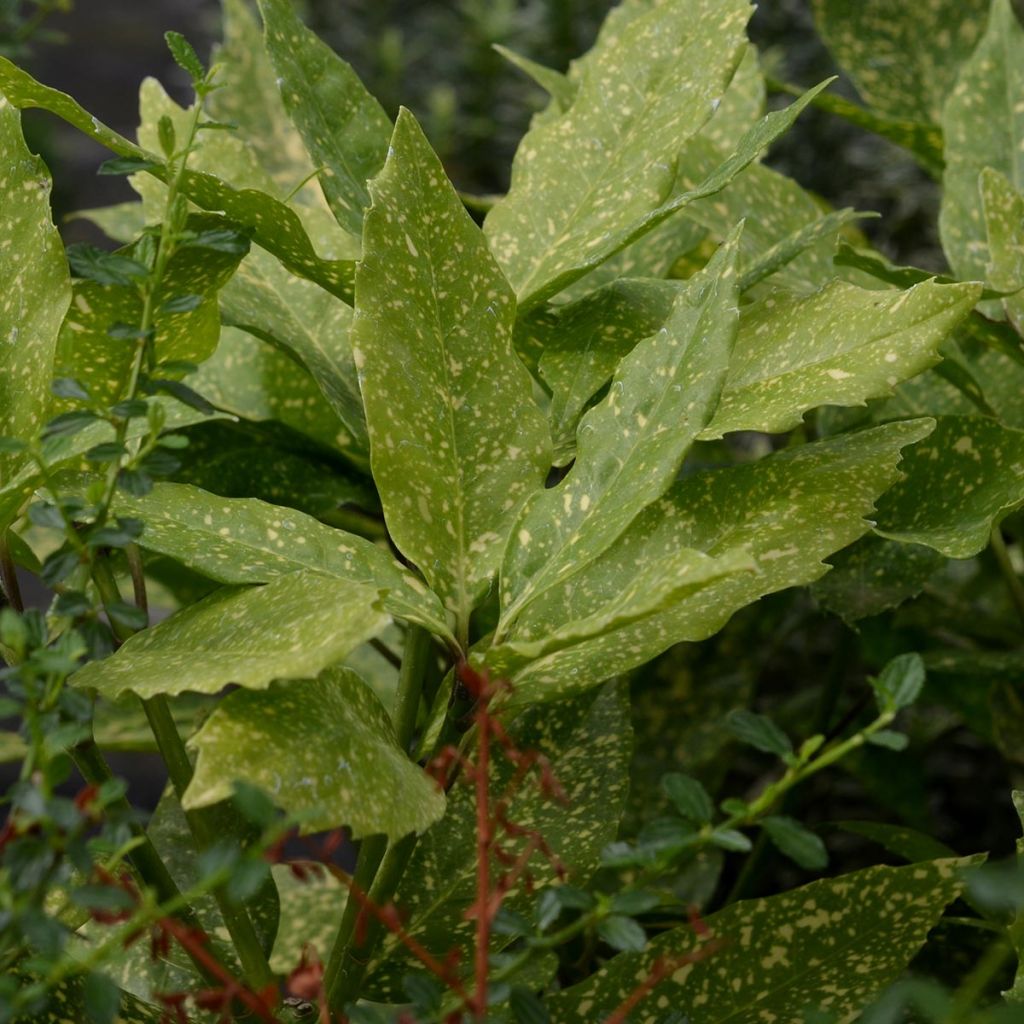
472,707,492,1020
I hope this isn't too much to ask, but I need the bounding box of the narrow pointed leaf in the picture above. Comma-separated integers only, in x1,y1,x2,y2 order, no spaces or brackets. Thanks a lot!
875,414,1024,557
496,420,934,705
256,0,392,236
69,572,389,700
493,44,576,111
939,0,1024,284
365,682,631,1000
484,0,751,307
0,58,356,301
701,278,980,438
114,482,452,640
812,0,989,124
499,232,741,633
184,667,445,837
546,859,966,1023
353,110,550,640
0,98,70,491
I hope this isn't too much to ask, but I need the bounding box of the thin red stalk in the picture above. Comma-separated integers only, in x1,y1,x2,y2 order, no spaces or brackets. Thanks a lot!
472,706,492,1021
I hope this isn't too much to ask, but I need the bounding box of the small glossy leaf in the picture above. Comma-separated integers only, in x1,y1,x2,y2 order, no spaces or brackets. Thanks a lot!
114,482,452,641
762,815,828,870
165,30,205,84
499,232,741,634
598,915,647,953
0,98,70,493
184,667,445,837
724,709,792,758
365,682,630,999
256,0,392,236
710,828,752,853
546,859,966,1023
353,110,550,640
874,414,1024,557
866,730,910,751
662,774,714,825
869,653,926,713
69,572,389,700
701,279,980,439
939,0,1024,284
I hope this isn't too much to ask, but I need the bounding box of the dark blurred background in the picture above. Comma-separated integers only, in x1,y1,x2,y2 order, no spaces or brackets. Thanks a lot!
3,0,943,268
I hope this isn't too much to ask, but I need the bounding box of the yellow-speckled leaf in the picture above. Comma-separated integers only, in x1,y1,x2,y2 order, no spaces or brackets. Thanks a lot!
256,0,392,237
495,419,933,705
939,0,1024,284
114,482,452,641
69,572,388,700
812,0,989,125
0,58,356,301
9,973,162,1023
353,110,549,643
499,232,741,636
364,681,631,1000
546,858,966,1023
0,98,69,491
269,864,346,974
701,278,980,438
875,414,1024,557
982,167,1024,334
210,0,326,208
484,0,751,308
184,667,445,837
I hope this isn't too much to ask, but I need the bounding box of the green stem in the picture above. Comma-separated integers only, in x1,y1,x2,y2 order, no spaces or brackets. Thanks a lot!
0,534,23,612
393,625,432,752
947,936,1013,1022
326,833,418,1012
991,524,1024,632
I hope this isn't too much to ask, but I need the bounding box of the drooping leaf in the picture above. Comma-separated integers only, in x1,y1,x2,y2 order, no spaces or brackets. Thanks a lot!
493,44,576,112
184,666,445,837
483,0,751,307
981,167,1024,334
700,279,979,438
69,572,389,700
113,482,451,641
811,0,989,125
353,110,549,642
874,414,1024,557
939,0,1024,284
256,0,392,237
498,232,741,636
0,97,70,492
364,681,631,1000
0,58,356,301
7,973,163,1024
269,863,346,974
546,859,966,1022
493,419,934,705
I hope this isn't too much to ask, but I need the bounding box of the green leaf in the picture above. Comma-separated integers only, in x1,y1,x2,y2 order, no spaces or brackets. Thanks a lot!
598,915,647,953
184,666,445,837
269,862,346,974
498,232,741,636
700,279,980,439
724,709,792,758
70,202,146,245
493,44,576,112
491,419,934,706
811,0,989,125
0,58,356,302
353,110,550,642
8,972,163,1023
761,815,828,870
981,167,1024,334
0,98,70,490
546,859,966,1023
939,0,1024,284
874,414,1024,557
365,682,631,1000
256,0,392,237
835,820,956,864
661,773,714,825
869,652,926,713
69,572,388,700
165,30,206,84
115,481,452,641
483,0,751,307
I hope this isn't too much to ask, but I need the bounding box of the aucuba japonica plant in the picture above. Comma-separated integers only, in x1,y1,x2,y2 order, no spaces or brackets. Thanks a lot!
2,0,1024,1020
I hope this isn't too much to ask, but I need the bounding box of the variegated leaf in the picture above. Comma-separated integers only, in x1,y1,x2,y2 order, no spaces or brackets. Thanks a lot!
184,667,445,838
353,110,549,644
939,0,1024,285
0,97,69,491
498,232,741,635
491,419,934,705
69,572,389,700
547,859,966,1023
114,482,452,641
701,278,980,438
981,166,1024,334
